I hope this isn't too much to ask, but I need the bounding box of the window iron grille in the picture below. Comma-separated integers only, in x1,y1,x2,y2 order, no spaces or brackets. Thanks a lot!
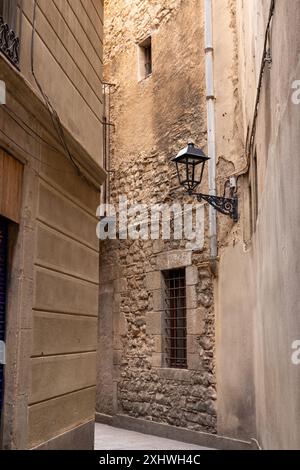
163,269,187,369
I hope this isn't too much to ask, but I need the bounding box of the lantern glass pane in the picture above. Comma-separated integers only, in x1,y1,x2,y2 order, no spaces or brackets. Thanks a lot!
174,149,208,191
195,161,205,187
175,162,184,186
186,160,196,190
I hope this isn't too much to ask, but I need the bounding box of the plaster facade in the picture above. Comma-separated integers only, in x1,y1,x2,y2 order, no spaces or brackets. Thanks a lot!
99,0,300,450
218,0,300,449
0,0,105,449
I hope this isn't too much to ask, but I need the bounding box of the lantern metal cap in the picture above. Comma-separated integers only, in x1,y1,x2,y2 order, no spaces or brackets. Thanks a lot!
172,142,210,163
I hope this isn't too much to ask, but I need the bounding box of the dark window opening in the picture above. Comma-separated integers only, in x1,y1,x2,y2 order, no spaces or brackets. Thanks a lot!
163,268,187,369
138,36,152,79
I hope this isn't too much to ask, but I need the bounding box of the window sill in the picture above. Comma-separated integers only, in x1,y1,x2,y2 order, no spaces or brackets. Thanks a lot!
138,73,152,83
158,367,191,382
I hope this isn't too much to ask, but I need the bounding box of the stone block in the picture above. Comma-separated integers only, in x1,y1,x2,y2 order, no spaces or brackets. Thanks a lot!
153,335,162,353
186,285,198,309
30,353,96,404
20,277,34,329
152,240,164,254
36,224,99,283
146,312,162,335
32,312,97,356
28,387,96,449
119,312,128,336
187,354,201,371
113,350,122,366
149,289,164,311
100,264,119,283
114,278,127,293
113,333,122,350
187,308,205,335
113,293,121,313
187,334,198,354
152,353,163,368
34,267,99,316
16,329,32,396
145,271,162,291
155,250,192,270
186,266,199,285
158,368,191,382
38,180,98,250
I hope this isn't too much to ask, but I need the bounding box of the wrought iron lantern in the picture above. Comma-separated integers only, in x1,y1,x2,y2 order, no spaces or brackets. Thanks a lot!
173,142,238,222
173,142,210,191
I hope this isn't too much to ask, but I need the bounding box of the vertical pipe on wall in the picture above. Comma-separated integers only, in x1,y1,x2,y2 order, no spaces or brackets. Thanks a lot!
204,0,218,267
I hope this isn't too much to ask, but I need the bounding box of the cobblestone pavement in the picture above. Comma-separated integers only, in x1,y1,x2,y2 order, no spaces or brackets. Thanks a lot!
95,423,212,450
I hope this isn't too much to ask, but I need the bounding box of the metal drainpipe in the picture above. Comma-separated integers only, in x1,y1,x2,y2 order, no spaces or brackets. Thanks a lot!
205,0,218,273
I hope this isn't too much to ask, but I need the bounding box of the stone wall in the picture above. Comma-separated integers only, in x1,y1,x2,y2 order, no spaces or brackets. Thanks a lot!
97,0,220,434
0,69,103,449
218,0,300,449
99,237,217,432
0,0,105,450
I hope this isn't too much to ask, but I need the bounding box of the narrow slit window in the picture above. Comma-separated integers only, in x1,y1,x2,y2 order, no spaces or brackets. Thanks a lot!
163,269,187,369
138,36,152,80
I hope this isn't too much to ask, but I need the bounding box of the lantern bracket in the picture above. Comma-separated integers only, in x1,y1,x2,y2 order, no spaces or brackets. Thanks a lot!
191,192,239,222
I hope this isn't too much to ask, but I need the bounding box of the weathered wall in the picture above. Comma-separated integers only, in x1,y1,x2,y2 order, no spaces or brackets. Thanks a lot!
213,0,257,441
218,0,300,449
27,134,100,449
97,0,244,436
0,81,101,450
216,244,256,440
0,0,104,450
19,0,103,165
97,0,217,433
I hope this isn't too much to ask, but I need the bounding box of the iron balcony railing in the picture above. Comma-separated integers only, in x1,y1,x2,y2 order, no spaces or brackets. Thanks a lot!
0,16,20,68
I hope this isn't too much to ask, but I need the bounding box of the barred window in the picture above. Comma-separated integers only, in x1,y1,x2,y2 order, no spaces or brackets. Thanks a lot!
163,269,187,369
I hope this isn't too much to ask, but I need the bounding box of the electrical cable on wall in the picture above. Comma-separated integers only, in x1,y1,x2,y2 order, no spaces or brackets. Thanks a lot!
0,126,76,174
3,104,62,155
234,0,276,181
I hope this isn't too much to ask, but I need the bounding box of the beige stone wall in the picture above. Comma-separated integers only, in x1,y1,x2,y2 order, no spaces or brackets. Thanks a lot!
218,0,300,449
19,0,103,165
27,141,100,448
0,82,102,450
0,0,104,450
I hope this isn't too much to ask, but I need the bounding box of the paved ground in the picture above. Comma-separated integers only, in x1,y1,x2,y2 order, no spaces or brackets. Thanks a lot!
95,423,211,450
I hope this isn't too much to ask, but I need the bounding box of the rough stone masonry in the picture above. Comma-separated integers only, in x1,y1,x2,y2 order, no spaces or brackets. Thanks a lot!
96,0,226,434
